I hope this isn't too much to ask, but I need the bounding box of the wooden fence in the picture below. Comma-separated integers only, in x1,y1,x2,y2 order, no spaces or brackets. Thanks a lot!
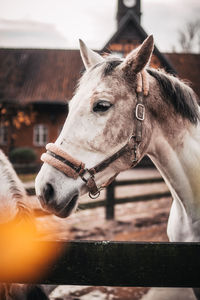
78,176,171,219
1,240,200,287
104,177,170,219
28,176,171,220
3,177,198,288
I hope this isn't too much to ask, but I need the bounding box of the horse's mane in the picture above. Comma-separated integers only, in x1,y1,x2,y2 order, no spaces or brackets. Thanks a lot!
0,150,32,223
0,150,25,200
147,68,200,124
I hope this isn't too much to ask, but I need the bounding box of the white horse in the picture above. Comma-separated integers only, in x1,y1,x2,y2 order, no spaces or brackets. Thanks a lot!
35,35,200,299
36,35,200,245
0,149,48,300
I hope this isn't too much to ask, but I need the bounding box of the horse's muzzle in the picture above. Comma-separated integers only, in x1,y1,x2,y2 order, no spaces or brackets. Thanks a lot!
38,182,79,218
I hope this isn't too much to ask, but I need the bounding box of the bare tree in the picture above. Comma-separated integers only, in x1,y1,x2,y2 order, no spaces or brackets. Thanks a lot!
178,19,200,53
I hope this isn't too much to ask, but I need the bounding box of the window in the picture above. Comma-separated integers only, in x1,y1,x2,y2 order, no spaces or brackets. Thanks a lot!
0,125,8,145
33,124,48,146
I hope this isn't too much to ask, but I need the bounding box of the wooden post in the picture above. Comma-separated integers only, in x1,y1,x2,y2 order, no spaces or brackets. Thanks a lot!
106,181,115,220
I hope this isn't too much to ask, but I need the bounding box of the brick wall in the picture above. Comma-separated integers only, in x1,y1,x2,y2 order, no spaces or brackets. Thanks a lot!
1,105,67,163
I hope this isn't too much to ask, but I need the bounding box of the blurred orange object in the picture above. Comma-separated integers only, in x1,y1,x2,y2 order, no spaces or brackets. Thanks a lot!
0,208,61,282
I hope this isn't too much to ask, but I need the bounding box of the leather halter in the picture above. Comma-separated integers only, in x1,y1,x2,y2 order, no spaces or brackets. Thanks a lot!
41,92,145,198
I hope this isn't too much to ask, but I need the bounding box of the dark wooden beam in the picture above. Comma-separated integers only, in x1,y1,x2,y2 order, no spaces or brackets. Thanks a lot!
114,177,164,186
79,192,171,210
106,182,115,219
2,241,200,287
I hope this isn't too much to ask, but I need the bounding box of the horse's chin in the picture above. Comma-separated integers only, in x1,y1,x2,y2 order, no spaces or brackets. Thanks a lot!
39,193,79,218
55,194,79,218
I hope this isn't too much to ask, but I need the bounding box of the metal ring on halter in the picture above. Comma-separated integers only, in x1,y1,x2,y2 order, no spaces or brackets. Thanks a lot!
128,135,136,143
89,190,101,199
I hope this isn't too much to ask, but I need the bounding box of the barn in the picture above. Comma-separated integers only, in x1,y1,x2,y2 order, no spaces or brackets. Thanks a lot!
0,0,199,166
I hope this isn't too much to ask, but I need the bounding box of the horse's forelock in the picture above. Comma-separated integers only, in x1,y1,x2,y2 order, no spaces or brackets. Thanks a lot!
102,59,122,76
75,57,123,96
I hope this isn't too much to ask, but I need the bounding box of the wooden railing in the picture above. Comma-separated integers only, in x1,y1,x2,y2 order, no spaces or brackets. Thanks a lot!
27,176,171,220
1,240,200,287
80,177,171,219
5,177,198,289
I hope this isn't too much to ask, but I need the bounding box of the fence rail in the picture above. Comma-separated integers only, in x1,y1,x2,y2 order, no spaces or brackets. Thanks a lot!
1,240,200,287
105,176,170,219
27,175,171,219
79,191,171,210
112,176,164,186
26,176,165,196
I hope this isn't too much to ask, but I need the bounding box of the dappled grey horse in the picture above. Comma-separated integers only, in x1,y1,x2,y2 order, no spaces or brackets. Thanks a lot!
36,36,200,298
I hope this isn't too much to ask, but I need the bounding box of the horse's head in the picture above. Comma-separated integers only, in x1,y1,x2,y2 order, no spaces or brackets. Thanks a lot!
35,36,154,217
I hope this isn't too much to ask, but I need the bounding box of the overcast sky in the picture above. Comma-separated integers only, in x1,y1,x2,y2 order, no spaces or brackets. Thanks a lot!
0,0,199,52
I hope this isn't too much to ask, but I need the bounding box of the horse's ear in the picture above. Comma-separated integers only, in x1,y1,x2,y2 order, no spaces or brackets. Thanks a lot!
79,39,104,70
121,35,154,75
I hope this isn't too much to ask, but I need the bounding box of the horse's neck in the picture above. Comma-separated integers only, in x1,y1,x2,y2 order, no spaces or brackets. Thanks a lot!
147,121,200,240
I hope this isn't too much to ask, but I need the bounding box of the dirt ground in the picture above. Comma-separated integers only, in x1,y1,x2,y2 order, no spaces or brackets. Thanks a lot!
30,169,172,300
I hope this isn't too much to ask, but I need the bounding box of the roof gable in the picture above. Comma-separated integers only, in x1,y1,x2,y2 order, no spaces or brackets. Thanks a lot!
104,11,145,47
102,11,176,74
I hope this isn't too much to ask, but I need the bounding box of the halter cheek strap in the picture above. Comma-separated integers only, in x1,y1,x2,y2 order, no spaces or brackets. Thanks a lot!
41,92,145,198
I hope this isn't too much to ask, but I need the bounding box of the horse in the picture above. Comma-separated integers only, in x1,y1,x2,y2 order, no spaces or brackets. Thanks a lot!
35,35,200,242
0,149,48,300
35,35,200,297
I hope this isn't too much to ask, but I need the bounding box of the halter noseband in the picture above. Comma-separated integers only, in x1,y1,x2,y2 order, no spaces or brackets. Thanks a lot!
41,92,145,199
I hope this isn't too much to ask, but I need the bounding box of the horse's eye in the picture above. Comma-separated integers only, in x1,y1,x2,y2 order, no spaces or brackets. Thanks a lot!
93,100,113,113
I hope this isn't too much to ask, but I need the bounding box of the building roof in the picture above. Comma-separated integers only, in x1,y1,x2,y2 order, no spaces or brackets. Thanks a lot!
165,53,200,99
102,11,176,74
0,48,83,105
0,49,199,106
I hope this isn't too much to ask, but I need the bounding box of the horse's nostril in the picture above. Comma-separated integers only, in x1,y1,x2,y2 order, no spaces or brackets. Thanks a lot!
43,183,54,203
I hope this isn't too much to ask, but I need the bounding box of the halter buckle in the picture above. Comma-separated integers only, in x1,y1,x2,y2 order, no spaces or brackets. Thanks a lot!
80,169,94,183
80,169,102,198
135,103,145,121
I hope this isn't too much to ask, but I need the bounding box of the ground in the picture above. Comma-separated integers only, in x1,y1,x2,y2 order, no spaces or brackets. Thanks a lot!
26,169,176,300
